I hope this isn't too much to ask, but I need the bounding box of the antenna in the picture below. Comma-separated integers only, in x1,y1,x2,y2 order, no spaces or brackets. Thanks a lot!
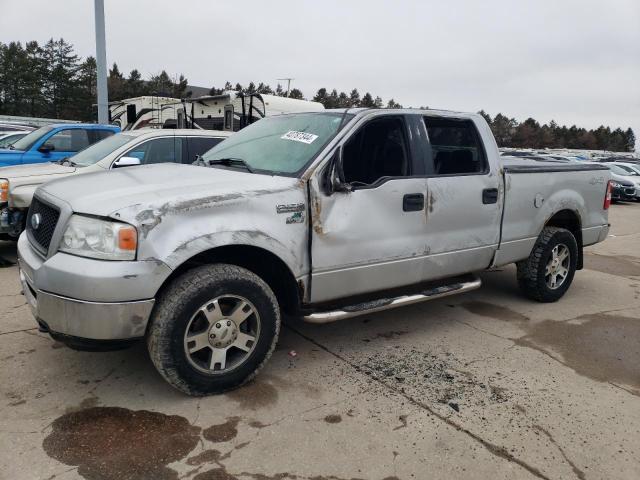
277,78,294,97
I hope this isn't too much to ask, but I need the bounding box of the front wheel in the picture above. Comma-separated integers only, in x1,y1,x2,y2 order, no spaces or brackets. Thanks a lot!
516,226,578,303
147,264,280,396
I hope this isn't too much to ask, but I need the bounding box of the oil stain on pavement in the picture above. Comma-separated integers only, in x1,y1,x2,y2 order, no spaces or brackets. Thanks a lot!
461,301,529,322
203,416,241,443
516,313,640,391
583,253,640,278
42,406,201,480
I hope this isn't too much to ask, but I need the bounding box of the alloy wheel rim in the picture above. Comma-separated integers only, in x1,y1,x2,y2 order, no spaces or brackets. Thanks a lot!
545,243,570,290
183,294,260,374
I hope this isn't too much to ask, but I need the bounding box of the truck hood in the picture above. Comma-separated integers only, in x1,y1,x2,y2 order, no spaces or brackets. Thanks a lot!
0,162,76,179
39,163,300,219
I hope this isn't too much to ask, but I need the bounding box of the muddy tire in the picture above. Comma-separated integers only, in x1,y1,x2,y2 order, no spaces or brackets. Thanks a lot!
147,264,280,396
516,227,578,303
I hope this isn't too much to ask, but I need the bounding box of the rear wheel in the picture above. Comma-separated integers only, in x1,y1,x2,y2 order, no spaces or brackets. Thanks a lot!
516,227,578,302
147,264,280,396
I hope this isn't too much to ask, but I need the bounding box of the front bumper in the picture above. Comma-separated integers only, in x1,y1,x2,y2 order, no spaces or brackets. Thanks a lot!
19,268,154,341
17,232,171,342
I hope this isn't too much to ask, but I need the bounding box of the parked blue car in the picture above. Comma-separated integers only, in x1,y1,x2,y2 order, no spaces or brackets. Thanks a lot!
0,123,119,167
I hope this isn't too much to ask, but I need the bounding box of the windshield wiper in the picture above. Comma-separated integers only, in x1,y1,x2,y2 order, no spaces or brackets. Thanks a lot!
207,157,254,173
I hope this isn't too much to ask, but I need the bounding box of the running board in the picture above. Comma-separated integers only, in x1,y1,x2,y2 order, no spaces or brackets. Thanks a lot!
303,276,481,324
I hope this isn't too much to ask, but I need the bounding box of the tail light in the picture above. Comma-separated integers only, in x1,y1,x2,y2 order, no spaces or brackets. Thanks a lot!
603,180,612,210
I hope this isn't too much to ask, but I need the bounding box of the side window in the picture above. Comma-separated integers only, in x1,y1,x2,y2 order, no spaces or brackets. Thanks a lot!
46,129,90,152
424,117,486,175
123,137,184,165
90,129,115,143
186,137,224,163
342,117,410,186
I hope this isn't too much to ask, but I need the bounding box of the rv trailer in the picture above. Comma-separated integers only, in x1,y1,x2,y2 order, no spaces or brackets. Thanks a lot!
108,92,324,132
107,96,180,130
174,91,325,131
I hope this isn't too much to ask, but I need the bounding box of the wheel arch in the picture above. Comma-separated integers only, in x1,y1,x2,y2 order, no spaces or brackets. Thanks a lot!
157,244,303,315
544,209,583,269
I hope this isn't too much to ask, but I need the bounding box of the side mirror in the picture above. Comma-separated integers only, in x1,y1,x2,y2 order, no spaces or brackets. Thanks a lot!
38,142,55,154
113,156,141,168
322,147,351,195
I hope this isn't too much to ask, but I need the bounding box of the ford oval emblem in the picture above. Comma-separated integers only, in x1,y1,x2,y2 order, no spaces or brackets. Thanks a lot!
31,213,42,231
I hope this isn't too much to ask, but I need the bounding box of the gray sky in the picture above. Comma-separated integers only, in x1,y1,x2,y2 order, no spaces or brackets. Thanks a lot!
2,0,639,143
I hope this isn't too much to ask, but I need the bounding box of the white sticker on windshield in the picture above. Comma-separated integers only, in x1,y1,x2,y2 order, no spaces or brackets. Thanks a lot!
281,131,319,144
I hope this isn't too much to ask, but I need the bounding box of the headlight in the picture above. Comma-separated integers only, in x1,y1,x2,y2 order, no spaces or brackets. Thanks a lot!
59,215,137,261
611,182,622,188
0,179,8,203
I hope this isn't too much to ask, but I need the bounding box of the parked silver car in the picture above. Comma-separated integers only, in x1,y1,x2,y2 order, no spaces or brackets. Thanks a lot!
0,129,233,239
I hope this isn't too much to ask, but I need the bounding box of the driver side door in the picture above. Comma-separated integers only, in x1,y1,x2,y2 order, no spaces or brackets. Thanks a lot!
309,115,430,303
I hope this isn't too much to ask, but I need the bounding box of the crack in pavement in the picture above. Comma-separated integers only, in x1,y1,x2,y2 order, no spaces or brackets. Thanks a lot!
0,327,37,336
532,425,586,480
285,325,551,480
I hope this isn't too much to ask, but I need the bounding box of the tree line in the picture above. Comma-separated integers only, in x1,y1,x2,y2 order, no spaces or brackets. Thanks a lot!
0,39,634,152
479,111,635,153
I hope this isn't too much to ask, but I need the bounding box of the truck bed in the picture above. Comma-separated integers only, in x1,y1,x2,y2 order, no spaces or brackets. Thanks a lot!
494,157,610,267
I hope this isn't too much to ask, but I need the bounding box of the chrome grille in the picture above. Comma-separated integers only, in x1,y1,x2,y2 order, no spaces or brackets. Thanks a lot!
26,197,60,253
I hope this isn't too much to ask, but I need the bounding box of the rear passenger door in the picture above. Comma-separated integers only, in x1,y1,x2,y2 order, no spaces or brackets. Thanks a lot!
118,136,184,165
422,116,502,278
184,136,226,163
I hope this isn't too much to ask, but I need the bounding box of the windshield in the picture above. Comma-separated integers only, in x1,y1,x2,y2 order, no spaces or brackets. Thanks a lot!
202,112,352,175
610,165,634,176
10,126,54,151
0,133,26,148
72,133,135,166
613,164,638,176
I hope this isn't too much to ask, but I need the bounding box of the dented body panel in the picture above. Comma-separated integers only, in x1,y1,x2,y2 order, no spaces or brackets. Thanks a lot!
16,109,611,343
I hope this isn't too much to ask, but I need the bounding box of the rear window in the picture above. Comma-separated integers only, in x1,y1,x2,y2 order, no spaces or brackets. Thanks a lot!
424,117,487,175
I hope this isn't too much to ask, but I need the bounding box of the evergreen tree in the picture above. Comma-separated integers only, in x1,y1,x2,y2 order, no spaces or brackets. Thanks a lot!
478,110,492,125
625,128,635,152
386,98,402,109
360,92,375,108
349,88,360,107
288,88,304,100
42,38,80,118
148,71,173,96
107,63,125,100
172,74,188,98
76,56,97,121
313,88,329,106
256,82,274,94
124,69,146,97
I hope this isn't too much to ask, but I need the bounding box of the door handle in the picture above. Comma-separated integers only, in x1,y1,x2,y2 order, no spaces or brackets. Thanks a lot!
482,188,499,204
403,193,425,212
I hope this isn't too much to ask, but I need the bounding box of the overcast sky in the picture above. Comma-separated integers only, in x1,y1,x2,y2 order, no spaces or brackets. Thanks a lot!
1,0,639,143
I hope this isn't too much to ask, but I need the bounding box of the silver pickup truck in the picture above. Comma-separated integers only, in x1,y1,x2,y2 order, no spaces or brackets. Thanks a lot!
17,108,612,395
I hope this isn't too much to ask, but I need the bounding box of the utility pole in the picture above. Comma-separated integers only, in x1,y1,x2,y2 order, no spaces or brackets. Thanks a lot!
277,78,294,97
94,0,109,124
